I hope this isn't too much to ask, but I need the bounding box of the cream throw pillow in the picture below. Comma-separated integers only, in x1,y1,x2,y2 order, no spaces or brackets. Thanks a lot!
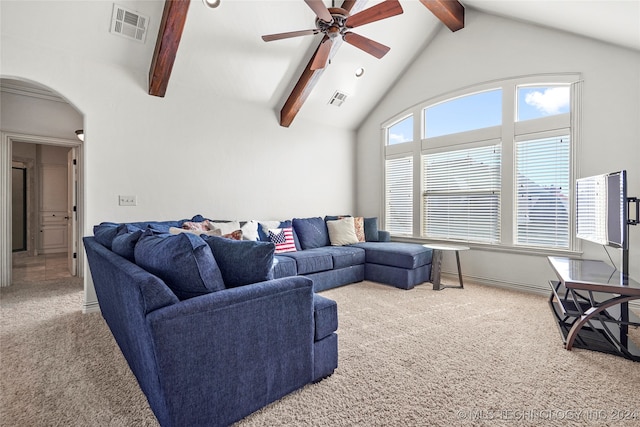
169,227,222,236
327,217,359,246
209,221,241,235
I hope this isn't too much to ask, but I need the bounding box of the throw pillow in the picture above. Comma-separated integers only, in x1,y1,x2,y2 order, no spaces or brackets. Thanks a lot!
292,217,330,249
364,217,379,242
326,217,360,246
182,220,210,232
201,235,275,288
240,220,260,241
353,216,366,242
258,220,282,241
268,228,297,253
222,229,243,240
169,227,222,237
134,232,225,300
278,220,302,250
209,221,241,235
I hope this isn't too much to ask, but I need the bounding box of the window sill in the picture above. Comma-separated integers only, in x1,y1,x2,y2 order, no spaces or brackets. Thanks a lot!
389,235,582,258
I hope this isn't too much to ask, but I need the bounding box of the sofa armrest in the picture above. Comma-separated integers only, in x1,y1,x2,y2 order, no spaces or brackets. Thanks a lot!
378,230,391,242
145,276,314,427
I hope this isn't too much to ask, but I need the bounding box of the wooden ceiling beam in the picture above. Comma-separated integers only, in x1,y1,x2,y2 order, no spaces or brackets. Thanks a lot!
419,0,464,32
148,0,190,97
279,0,368,128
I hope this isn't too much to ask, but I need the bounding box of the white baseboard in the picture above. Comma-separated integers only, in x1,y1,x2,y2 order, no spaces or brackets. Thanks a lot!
441,271,640,311
83,301,101,314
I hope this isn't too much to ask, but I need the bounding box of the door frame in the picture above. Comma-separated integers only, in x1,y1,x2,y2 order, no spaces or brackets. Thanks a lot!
1,132,84,286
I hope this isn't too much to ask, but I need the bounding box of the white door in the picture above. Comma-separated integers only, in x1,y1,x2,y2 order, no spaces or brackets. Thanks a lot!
39,164,68,253
67,149,77,276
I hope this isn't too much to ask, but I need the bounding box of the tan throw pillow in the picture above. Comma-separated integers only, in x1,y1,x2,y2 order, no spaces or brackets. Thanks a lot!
327,217,359,246
353,216,365,242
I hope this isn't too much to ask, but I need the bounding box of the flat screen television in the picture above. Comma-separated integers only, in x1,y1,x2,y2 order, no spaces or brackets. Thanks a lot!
576,170,627,250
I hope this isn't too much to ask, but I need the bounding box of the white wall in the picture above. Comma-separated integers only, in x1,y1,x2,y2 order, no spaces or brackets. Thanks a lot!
356,10,640,292
1,1,356,308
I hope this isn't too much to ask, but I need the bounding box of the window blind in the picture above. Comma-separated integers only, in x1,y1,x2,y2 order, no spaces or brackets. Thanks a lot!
515,135,570,248
385,156,413,235
422,144,501,243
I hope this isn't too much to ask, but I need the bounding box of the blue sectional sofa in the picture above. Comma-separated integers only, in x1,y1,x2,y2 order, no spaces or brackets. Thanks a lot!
85,215,433,426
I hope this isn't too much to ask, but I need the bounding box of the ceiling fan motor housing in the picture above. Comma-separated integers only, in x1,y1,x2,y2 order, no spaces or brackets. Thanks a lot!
316,7,350,40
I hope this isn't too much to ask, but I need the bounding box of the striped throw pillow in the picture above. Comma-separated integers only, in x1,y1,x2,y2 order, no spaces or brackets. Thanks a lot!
268,227,297,253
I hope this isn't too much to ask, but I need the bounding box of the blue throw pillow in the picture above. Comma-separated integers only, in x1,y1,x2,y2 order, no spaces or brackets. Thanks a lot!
364,217,379,242
202,235,276,288
93,223,119,249
111,228,144,262
292,217,330,249
134,232,225,300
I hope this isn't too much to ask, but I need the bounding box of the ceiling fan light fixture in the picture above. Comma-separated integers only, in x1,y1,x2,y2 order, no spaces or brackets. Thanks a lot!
203,0,221,8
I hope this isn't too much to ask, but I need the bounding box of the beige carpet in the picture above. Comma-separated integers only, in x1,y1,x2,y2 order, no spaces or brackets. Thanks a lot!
1,278,639,427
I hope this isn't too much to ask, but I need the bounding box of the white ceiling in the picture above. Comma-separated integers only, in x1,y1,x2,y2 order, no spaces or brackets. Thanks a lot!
170,0,640,129
4,1,639,130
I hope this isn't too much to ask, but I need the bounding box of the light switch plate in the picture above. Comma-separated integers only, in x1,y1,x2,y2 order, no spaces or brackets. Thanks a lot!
118,195,137,206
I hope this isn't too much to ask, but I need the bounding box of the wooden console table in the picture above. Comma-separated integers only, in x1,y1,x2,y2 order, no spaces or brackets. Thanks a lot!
547,256,640,361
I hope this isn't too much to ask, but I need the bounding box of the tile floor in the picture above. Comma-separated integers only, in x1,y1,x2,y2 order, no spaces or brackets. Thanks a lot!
12,252,72,284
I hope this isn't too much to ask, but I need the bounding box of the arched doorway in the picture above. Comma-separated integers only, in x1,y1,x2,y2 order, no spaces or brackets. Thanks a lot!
1,78,85,286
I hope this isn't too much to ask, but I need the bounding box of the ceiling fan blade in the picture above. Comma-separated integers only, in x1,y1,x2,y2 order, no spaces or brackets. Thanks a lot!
310,38,333,70
343,32,390,59
262,29,318,42
304,0,333,23
345,0,403,28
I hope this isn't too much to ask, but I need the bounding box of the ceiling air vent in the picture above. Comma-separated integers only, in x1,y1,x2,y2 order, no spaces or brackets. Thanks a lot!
110,4,149,43
328,91,348,107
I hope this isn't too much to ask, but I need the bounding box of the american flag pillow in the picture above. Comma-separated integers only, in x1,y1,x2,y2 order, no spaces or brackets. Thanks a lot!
268,227,297,253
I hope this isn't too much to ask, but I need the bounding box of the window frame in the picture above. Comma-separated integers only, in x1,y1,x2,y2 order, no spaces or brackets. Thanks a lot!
381,74,581,255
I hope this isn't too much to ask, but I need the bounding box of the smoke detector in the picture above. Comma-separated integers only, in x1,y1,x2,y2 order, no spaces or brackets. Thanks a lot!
110,4,149,43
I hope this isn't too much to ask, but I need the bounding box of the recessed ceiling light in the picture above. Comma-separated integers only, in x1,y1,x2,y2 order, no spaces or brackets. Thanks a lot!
355,67,365,78
203,0,221,8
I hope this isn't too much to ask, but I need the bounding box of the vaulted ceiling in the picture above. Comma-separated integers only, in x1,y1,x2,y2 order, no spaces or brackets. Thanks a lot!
148,0,639,130
4,1,639,131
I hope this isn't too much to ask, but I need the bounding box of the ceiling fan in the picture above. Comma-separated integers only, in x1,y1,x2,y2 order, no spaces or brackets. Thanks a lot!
262,0,404,70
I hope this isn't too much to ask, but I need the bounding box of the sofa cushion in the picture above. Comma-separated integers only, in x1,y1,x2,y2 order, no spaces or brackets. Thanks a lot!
272,255,298,279
321,246,366,269
353,242,432,269
277,248,333,275
326,217,359,246
93,223,119,249
313,294,338,341
364,217,380,242
130,220,183,233
293,217,330,249
134,232,225,300
111,228,144,262
202,235,275,288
